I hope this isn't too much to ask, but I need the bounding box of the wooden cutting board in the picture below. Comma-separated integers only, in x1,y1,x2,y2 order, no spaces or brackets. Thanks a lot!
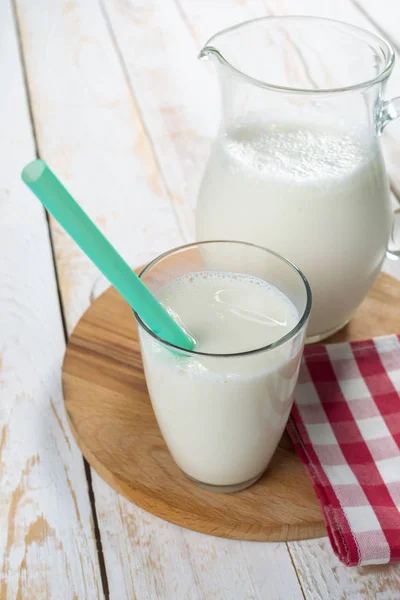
62,271,400,542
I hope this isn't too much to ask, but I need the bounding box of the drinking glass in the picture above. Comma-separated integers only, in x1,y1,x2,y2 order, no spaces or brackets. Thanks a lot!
134,241,311,492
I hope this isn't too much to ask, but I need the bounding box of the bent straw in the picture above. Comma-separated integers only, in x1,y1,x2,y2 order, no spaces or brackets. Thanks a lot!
21,159,194,351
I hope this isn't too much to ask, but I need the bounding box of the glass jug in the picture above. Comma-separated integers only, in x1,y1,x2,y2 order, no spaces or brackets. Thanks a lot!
196,16,400,342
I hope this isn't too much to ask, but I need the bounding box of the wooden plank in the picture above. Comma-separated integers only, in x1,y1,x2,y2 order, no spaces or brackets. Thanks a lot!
0,1,103,598
14,0,307,597
14,0,305,598
103,0,400,598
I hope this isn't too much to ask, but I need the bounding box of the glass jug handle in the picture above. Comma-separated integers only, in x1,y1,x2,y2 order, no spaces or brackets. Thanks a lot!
380,97,400,130
387,208,400,259
379,98,400,259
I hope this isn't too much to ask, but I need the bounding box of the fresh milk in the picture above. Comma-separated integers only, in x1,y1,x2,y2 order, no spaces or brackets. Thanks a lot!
196,120,392,339
138,271,303,488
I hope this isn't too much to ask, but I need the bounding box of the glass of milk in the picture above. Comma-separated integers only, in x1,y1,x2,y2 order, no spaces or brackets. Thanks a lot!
196,17,400,342
134,241,311,493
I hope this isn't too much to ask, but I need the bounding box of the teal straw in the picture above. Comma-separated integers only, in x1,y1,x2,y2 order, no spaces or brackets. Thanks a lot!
21,159,194,351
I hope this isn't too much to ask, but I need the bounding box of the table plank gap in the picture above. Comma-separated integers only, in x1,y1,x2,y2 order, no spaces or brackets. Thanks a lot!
84,461,111,600
287,543,308,600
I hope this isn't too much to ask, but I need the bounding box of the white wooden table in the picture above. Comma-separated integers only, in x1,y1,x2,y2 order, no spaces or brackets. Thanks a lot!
2,1,400,598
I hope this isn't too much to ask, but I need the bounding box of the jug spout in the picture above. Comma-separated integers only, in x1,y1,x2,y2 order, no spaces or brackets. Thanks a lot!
198,24,242,69
198,21,271,83
198,45,223,64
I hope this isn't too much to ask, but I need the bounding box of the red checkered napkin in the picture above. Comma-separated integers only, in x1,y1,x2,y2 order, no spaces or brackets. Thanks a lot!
287,334,400,567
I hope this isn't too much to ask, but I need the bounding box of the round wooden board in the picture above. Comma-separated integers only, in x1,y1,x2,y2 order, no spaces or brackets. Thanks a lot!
62,271,400,542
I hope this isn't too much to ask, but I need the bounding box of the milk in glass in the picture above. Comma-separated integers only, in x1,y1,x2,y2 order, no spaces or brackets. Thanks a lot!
139,270,302,488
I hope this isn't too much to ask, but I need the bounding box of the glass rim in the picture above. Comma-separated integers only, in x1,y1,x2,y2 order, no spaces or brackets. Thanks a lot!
200,15,395,95
133,240,312,358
